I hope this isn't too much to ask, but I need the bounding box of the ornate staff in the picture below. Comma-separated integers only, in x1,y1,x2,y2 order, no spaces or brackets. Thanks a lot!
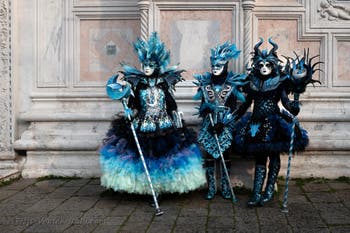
281,49,322,213
107,75,163,216
281,110,298,213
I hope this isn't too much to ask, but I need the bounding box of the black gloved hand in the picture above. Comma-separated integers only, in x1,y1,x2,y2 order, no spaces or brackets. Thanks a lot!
212,122,224,135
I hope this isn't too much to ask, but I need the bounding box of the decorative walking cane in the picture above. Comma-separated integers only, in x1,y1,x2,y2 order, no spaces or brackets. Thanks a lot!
281,115,298,213
281,49,322,213
281,93,299,213
107,75,163,216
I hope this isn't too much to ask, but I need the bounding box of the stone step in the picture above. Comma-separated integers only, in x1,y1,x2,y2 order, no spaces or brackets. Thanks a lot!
0,169,21,182
0,160,18,169
0,158,24,182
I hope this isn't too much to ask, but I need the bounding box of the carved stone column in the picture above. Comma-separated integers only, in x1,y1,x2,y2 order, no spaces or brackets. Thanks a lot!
242,0,256,65
0,0,14,160
138,0,150,40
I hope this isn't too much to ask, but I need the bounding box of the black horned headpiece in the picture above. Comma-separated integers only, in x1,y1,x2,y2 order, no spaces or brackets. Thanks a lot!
250,37,281,76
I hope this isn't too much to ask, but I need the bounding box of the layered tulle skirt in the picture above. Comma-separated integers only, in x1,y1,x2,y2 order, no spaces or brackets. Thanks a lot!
234,111,309,155
100,118,206,195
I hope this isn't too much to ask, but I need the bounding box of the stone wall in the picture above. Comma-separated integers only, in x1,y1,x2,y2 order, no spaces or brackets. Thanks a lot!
9,0,350,178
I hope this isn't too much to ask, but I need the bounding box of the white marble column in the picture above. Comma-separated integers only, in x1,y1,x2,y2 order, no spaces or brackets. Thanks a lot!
0,0,14,160
138,0,150,40
242,0,256,65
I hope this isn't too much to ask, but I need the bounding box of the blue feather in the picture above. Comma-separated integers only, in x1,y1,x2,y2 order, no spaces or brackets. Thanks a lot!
133,32,171,72
210,42,241,66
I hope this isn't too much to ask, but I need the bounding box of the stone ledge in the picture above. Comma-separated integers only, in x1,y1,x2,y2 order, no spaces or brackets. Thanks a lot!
19,151,350,184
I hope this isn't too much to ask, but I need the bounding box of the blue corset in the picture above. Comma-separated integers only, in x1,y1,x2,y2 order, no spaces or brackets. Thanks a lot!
133,86,173,133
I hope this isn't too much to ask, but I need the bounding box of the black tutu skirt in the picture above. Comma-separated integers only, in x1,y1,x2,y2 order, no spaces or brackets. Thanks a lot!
233,111,309,155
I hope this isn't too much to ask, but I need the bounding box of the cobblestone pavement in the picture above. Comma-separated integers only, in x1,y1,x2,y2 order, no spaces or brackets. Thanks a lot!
0,177,349,233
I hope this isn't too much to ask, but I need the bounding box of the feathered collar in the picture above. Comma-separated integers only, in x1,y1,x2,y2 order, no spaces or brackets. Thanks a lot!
249,75,286,92
193,71,248,102
121,64,184,89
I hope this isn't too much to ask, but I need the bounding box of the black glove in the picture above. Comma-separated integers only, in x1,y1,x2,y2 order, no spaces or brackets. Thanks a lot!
212,122,224,134
289,101,300,116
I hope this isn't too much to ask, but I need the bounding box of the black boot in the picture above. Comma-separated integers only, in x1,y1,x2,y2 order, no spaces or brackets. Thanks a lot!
247,165,266,207
205,160,216,200
259,156,281,206
220,160,232,199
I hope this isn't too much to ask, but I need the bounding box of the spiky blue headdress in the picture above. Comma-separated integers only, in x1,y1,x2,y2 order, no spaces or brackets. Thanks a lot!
133,32,170,72
210,42,241,66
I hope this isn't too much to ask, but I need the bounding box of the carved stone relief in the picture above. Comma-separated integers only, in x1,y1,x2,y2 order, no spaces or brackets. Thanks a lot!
0,0,13,159
318,0,350,21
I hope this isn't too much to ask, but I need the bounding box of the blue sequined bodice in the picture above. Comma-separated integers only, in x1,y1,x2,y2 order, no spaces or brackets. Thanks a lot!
134,86,173,133
251,88,281,121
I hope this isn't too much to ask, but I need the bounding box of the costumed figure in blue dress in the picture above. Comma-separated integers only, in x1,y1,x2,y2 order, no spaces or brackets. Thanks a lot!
193,42,247,200
233,38,321,207
100,32,206,199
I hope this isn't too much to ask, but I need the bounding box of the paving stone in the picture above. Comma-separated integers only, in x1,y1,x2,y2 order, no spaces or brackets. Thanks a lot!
127,209,154,223
179,206,208,217
0,224,27,233
314,203,350,225
233,222,258,233
207,216,234,229
8,186,48,203
88,179,101,185
75,185,106,196
173,225,206,233
329,225,350,233
176,216,207,226
287,203,327,228
333,190,350,202
291,226,330,233
328,182,350,191
47,186,81,198
260,224,293,233
92,224,119,233
63,224,98,233
305,192,340,203
4,178,37,190
279,183,304,195
46,212,84,225
257,207,288,226
63,179,90,187
147,221,174,233
100,216,127,226
0,178,349,233
0,202,37,216
93,199,119,210
344,201,350,210
209,203,234,217
109,204,137,217
53,196,98,213
283,193,309,204
209,228,236,233
119,221,151,232
78,208,112,225
151,214,177,226
303,183,330,192
0,190,18,201
25,198,66,213
23,222,71,233
35,179,67,191
0,213,46,226
152,203,181,217
180,193,208,208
